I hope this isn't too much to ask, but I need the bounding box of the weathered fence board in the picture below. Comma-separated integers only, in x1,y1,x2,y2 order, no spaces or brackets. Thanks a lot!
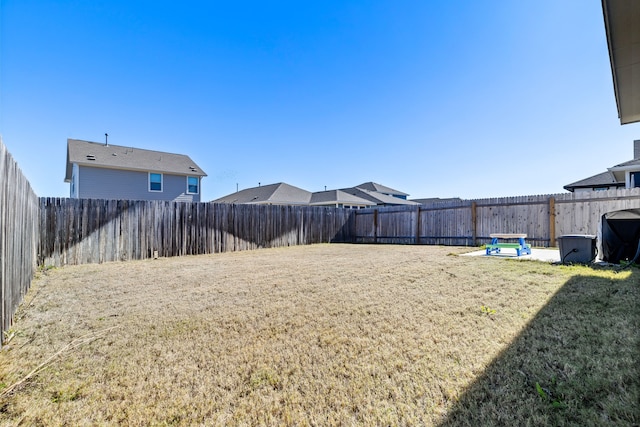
554,189,640,248
38,198,354,267
0,140,39,347
354,188,640,250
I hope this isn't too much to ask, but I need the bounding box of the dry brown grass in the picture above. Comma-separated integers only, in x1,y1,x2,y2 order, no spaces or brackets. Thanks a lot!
0,244,637,426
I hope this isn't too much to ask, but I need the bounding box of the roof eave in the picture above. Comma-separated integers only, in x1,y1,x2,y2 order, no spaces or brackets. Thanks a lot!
602,0,640,124
73,161,207,176
603,0,623,122
564,182,624,191
608,164,640,172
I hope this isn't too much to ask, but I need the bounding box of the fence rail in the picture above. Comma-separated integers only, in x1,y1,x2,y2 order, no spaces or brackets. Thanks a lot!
353,188,640,248
0,139,39,344
39,198,354,267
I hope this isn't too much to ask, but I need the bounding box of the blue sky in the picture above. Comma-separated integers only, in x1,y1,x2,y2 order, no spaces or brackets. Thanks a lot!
1,1,639,201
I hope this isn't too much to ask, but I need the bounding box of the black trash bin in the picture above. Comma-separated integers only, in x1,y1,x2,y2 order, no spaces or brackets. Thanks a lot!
558,235,597,264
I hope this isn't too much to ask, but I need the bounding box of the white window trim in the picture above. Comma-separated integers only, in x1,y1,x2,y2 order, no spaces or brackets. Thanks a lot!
186,176,199,195
623,169,640,188
149,172,163,192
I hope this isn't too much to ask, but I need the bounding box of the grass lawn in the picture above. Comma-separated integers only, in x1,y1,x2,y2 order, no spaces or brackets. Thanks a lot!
0,244,637,426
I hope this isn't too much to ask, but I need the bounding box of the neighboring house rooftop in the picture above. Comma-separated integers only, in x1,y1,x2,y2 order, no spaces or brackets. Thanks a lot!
564,140,640,192
212,183,312,205
353,182,409,198
610,158,640,170
309,190,376,207
339,186,420,206
213,181,419,207
65,139,206,183
563,171,623,192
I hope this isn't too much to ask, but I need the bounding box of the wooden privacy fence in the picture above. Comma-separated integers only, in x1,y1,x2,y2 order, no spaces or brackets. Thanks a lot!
39,198,354,267
353,188,640,247
40,188,640,268
0,139,39,345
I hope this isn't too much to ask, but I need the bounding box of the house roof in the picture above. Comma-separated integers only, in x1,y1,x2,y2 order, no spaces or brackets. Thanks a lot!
340,187,420,205
354,182,409,197
609,158,640,169
65,139,207,182
309,190,376,206
212,181,417,206
602,0,640,124
212,183,312,205
563,171,623,191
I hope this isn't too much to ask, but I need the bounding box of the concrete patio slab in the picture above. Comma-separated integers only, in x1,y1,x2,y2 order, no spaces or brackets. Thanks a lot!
460,248,561,263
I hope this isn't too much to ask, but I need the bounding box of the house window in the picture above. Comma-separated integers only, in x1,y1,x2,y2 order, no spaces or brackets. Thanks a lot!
149,173,163,192
187,176,199,194
631,172,640,188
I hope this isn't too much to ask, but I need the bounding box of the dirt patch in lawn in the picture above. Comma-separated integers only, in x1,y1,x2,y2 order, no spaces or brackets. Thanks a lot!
0,244,637,426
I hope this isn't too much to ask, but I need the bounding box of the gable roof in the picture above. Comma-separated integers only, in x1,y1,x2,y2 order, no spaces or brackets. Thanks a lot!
609,158,640,170
354,182,409,197
65,139,206,182
309,190,377,206
563,171,623,192
212,183,312,205
212,181,417,206
564,141,640,191
340,187,420,205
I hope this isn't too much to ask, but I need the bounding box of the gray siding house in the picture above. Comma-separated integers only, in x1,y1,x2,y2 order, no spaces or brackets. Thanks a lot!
65,139,207,201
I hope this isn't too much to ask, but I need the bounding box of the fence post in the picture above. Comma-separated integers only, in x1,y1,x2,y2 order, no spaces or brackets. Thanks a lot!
549,197,556,247
471,201,477,246
373,209,378,244
414,205,421,244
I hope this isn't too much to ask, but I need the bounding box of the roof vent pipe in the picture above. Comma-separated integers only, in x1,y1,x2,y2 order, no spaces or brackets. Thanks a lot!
105,133,109,147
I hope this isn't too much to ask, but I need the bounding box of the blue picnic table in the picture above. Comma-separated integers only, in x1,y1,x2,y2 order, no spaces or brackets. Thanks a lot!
485,233,532,257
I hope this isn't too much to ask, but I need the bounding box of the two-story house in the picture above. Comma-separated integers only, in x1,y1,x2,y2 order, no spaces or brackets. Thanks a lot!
564,140,640,193
65,139,207,201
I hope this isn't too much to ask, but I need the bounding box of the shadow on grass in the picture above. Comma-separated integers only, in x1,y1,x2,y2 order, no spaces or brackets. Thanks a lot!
439,267,640,426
